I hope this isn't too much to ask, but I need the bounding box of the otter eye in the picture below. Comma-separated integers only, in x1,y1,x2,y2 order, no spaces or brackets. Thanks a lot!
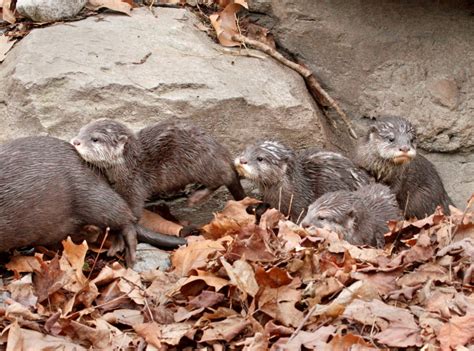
91,137,99,143
388,136,395,142
257,157,263,162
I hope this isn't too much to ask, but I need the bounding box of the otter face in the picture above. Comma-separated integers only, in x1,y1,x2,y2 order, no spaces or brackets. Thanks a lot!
234,141,294,188
369,116,417,164
71,119,130,168
301,191,357,238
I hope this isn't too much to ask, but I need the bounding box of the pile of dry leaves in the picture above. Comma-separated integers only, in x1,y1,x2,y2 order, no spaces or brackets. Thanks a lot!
0,196,473,350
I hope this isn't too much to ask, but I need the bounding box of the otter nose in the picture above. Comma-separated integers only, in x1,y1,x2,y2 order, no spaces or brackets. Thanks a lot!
72,139,81,146
240,157,248,165
399,145,410,153
301,221,310,229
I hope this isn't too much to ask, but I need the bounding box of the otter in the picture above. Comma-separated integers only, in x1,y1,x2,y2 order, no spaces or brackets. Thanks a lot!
301,183,401,247
234,140,371,221
71,119,245,222
0,136,186,266
355,116,452,219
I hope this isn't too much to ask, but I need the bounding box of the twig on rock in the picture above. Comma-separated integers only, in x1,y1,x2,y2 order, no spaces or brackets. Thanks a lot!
231,33,358,139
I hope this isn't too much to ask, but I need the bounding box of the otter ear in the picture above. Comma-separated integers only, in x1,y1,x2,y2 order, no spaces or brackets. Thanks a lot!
118,134,128,146
369,125,379,135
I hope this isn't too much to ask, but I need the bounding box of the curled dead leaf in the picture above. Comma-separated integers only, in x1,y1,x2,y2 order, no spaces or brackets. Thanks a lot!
210,3,247,47
87,0,132,16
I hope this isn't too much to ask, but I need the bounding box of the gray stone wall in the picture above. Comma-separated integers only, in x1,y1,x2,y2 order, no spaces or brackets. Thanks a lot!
250,0,474,206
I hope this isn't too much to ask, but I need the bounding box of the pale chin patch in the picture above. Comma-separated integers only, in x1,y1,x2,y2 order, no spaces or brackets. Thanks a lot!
392,150,416,165
234,162,251,178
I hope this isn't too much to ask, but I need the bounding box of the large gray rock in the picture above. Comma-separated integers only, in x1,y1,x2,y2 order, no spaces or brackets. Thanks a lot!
249,0,474,207
0,7,323,153
16,0,87,22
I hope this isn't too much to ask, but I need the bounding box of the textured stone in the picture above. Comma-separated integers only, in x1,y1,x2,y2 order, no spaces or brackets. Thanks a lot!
16,0,87,22
132,243,171,273
249,0,474,207
0,7,323,154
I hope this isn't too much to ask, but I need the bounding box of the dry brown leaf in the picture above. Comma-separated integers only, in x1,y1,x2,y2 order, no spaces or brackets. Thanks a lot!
241,332,268,351
227,224,277,262
92,262,145,305
221,258,259,297
5,253,42,273
202,198,259,239
310,281,377,320
6,322,87,351
94,319,134,349
328,333,377,350
60,320,111,349
6,274,37,308
32,255,68,303
60,237,89,293
94,280,131,311
102,308,145,326
352,270,400,296
1,0,16,24
437,314,474,350
179,270,230,296
5,300,42,321
200,315,250,343
188,290,225,309
210,3,246,47
285,326,336,350
172,238,226,276
277,220,303,250
161,322,194,346
255,266,293,288
263,320,294,338
87,0,132,15
397,262,449,287
174,306,205,322
259,283,304,328
134,322,162,348
343,299,423,347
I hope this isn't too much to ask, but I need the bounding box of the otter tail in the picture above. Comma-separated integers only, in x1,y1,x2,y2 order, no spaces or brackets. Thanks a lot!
136,225,186,248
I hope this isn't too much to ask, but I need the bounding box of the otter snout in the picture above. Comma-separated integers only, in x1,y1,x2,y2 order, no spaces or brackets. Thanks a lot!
71,138,81,146
239,157,248,165
399,145,410,153
301,220,311,229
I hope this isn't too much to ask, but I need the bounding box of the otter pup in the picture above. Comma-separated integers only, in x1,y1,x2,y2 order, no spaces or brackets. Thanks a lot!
0,136,185,266
301,184,401,247
355,116,452,219
234,141,371,220
71,119,245,220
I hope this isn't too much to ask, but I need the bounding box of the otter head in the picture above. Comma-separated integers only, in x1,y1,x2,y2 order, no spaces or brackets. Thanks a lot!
301,191,359,239
234,141,295,188
368,116,417,165
71,119,134,169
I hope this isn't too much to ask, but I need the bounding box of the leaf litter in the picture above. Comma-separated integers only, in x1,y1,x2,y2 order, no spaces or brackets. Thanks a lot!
0,195,472,350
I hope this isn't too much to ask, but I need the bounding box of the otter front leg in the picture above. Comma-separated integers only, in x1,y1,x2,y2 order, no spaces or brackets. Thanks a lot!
187,188,215,206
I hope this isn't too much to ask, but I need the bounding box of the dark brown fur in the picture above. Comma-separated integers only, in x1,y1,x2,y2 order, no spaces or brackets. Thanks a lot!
301,183,401,247
235,141,371,220
72,119,245,219
355,116,452,219
0,136,185,265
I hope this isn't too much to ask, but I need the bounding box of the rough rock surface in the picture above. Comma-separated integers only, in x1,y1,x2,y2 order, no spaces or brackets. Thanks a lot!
0,7,323,153
249,0,474,207
16,0,87,22
132,243,171,273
